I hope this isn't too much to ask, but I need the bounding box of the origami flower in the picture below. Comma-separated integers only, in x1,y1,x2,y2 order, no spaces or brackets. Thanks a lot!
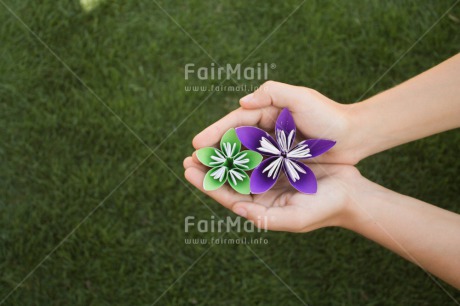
235,108,336,194
196,128,263,194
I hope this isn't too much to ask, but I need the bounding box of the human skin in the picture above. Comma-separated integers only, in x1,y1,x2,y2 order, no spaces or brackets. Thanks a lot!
185,53,460,289
192,54,460,165
183,157,460,289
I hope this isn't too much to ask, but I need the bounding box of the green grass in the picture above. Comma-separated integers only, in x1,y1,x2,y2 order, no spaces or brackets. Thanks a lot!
1,0,460,305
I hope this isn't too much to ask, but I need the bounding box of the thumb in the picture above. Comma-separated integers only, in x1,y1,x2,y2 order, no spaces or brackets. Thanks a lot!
239,80,309,112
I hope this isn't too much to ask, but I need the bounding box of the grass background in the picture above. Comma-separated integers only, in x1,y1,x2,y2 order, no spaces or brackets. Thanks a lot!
1,0,460,304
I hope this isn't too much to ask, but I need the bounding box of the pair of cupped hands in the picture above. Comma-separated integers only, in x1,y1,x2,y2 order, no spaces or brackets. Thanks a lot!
184,81,371,232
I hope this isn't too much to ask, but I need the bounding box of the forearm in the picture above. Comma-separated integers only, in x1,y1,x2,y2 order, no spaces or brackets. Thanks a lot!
351,53,460,160
341,179,460,288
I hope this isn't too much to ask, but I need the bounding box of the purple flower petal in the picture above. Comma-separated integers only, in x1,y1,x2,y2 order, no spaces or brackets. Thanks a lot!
288,139,336,160
235,126,281,156
275,108,296,152
250,156,283,194
283,159,317,194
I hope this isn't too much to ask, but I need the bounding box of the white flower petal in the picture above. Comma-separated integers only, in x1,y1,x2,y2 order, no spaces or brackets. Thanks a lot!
211,155,225,162
284,159,299,182
211,166,227,182
287,143,312,159
257,137,280,155
229,170,237,185
262,157,283,179
234,153,247,162
276,130,286,152
287,130,295,151
214,149,225,159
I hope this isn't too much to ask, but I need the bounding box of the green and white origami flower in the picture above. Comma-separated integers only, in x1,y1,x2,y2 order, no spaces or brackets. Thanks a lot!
196,128,262,194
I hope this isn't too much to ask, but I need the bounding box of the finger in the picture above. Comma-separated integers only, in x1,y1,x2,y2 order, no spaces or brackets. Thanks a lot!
232,202,305,232
190,152,212,173
299,163,347,180
183,156,193,169
192,151,199,164
183,156,207,172
184,167,251,209
240,80,311,112
305,158,356,180
192,107,278,149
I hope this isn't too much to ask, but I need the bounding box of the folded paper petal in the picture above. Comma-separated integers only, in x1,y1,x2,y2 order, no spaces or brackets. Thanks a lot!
235,126,280,156
220,128,241,157
228,169,250,194
250,156,283,194
283,160,317,194
291,139,336,160
196,147,225,167
275,108,296,151
203,167,228,191
233,150,263,171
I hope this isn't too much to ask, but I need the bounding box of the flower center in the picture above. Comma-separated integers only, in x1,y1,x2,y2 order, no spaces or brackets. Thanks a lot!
281,151,287,158
224,157,234,168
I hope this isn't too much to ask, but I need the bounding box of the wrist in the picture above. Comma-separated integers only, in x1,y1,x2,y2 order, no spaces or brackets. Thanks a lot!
333,174,380,230
345,100,387,163
335,102,374,164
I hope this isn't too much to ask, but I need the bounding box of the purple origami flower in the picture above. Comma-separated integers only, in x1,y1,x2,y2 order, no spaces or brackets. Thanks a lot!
235,108,336,194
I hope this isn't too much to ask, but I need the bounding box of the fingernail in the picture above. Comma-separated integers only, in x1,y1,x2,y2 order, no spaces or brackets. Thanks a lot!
241,93,254,103
233,207,247,218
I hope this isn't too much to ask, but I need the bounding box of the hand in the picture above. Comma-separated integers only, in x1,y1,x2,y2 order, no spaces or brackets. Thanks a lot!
186,69,460,288
193,81,364,165
183,153,363,232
